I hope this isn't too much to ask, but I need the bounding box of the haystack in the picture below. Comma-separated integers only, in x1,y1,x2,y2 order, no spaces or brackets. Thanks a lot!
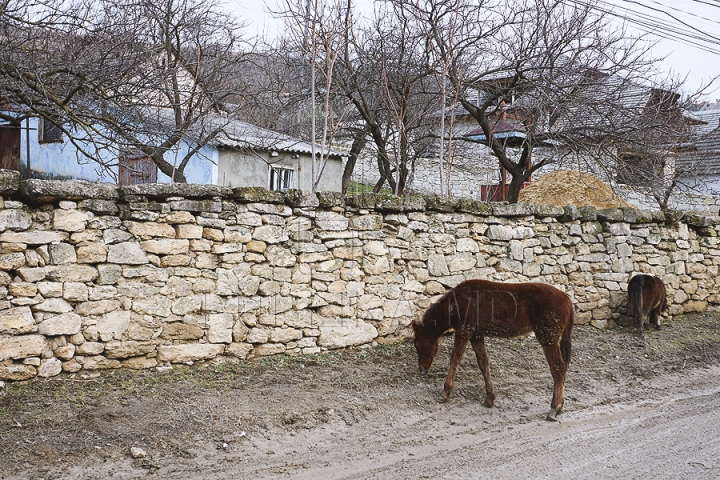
518,170,631,209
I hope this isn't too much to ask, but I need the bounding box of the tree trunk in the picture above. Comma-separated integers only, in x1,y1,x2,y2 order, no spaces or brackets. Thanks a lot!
341,133,367,195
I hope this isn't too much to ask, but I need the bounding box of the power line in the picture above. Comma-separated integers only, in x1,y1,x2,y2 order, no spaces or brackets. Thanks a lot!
563,0,720,56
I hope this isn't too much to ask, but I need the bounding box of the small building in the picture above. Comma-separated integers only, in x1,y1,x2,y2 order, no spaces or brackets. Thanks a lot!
0,115,344,191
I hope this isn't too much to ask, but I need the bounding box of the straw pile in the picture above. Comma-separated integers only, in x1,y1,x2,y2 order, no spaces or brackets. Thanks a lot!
518,170,631,209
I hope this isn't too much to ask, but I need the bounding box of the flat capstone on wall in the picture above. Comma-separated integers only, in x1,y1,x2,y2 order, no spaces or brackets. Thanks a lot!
1,168,719,381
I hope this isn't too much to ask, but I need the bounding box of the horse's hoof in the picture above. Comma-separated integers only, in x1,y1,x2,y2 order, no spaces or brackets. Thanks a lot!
483,398,493,408
545,410,560,422
438,391,450,403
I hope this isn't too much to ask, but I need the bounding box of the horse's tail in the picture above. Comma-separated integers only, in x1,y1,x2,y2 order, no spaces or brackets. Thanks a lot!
561,306,573,366
629,275,644,321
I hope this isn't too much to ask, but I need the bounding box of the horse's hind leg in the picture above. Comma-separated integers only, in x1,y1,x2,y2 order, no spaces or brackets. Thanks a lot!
441,332,470,401
650,306,661,330
541,342,568,421
470,337,495,408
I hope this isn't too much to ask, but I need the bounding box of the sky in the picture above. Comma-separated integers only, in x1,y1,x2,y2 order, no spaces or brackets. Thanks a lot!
228,0,720,100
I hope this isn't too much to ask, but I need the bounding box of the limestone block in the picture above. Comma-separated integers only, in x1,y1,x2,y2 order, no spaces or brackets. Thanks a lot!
236,212,263,227
141,239,190,255
76,243,108,263
103,229,133,245
54,343,76,361
456,237,479,253
107,242,148,264
52,209,90,232
246,327,270,343
38,312,82,336
226,342,253,359
33,297,73,313
208,313,234,344
0,306,35,334
160,322,203,340
265,245,296,267
75,299,121,316
37,357,62,377
0,208,32,232
317,317,377,348
104,340,157,359
316,211,349,231
8,282,37,297
349,214,383,231
125,221,176,238
252,225,288,244
427,253,450,277
448,252,476,272
201,228,223,242
63,282,88,302
269,327,302,344
253,343,286,356
16,267,45,283
0,231,68,245
175,224,204,239
171,296,203,315
194,252,219,269
132,296,171,317
486,225,513,241
97,310,131,341
0,363,36,380
0,334,46,360
0,252,25,270
76,342,104,355
97,264,122,285
162,211,195,224
82,355,122,370
157,344,224,363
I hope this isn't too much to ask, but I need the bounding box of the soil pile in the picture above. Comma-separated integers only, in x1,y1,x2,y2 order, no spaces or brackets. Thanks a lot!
519,170,631,208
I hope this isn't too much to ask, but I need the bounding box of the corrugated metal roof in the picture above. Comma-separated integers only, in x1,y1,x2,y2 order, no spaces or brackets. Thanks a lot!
210,118,345,159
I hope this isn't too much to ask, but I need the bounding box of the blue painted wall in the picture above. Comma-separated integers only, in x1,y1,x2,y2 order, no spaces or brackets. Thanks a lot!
17,117,216,184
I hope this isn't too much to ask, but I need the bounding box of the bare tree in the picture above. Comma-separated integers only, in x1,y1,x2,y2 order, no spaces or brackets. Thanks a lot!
411,0,671,203
1,0,251,183
336,1,439,196
271,0,355,192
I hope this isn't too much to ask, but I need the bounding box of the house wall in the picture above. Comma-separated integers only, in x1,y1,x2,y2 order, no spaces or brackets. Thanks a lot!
20,117,112,182
218,149,342,192
16,117,216,184
1,177,719,381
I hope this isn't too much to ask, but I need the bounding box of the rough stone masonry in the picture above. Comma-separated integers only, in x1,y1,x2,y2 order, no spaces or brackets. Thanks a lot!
1,169,719,381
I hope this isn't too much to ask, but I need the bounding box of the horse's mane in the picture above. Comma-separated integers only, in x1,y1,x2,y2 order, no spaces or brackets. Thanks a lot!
414,287,454,327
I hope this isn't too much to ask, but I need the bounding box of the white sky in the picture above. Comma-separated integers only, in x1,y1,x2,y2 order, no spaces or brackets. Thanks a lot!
228,0,720,100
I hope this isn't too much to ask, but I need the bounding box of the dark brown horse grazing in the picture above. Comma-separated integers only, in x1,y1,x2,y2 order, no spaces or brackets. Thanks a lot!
413,279,574,421
627,274,668,337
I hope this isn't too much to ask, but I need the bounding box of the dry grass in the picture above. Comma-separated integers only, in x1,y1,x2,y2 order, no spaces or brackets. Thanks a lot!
519,170,631,209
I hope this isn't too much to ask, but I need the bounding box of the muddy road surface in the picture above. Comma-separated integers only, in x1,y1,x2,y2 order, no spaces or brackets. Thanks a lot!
2,313,720,479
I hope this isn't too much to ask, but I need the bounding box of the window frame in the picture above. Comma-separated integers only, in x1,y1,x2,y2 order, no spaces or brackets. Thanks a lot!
38,117,63,144
268,164,295,191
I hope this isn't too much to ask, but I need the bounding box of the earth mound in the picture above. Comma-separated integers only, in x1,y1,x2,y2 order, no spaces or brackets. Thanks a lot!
519,170,631,208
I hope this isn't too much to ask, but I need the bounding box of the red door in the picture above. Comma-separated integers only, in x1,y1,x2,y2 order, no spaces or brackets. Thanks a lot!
0,126,21,171
119,154,157,185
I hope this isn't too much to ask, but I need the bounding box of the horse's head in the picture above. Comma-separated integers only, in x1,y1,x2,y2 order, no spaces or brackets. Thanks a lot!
412,317,439,375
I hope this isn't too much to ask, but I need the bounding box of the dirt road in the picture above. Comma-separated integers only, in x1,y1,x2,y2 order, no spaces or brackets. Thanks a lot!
2,313,720,479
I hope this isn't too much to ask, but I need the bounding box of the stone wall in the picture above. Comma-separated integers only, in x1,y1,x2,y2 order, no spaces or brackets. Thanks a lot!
2,170,720,381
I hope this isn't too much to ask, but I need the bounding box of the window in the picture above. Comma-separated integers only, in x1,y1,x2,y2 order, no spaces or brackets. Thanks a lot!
269,165,294,191
39,117,62,144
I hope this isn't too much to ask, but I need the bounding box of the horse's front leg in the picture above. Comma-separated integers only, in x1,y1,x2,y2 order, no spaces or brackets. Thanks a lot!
470,336,495,408
441,331,470,401
541,342,568,421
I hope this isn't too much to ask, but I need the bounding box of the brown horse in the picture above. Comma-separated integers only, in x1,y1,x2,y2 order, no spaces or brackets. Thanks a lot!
627,274,668,337
413,279,574,421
